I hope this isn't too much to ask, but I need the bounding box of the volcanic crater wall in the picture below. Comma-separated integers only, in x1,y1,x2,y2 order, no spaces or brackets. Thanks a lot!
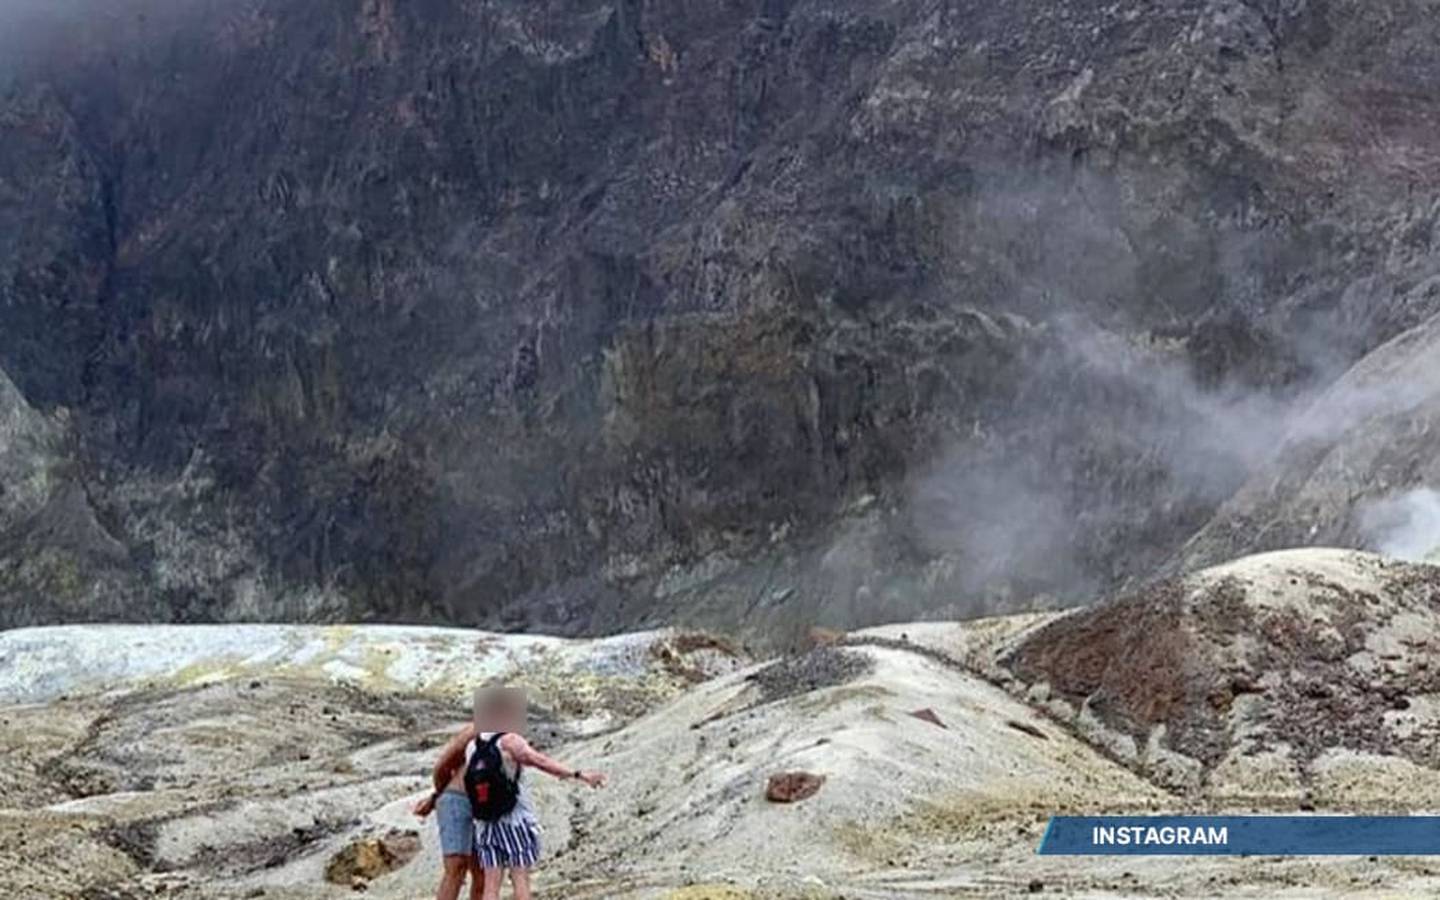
5,0,1440,633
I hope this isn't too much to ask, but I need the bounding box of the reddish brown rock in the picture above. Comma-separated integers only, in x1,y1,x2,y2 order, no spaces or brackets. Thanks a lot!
909,707,947,729
766,771,826,803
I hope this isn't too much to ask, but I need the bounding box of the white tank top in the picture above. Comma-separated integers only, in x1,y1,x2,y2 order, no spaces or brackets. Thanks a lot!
476,732,537,825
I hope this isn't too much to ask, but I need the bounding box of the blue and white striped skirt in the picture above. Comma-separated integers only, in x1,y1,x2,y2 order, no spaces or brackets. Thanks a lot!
475,819,542,869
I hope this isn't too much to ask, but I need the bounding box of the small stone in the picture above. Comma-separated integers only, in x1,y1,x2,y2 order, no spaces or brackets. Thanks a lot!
909,707,947,729
766,771,825,803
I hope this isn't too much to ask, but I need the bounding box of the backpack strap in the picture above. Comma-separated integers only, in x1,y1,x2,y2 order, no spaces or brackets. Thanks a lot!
484,731,520,783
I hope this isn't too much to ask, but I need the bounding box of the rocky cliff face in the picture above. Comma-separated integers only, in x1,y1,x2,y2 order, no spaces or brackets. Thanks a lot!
5,0,1440,634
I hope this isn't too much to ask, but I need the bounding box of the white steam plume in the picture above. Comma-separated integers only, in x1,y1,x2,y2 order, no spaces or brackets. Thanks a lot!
1360,488,1440,563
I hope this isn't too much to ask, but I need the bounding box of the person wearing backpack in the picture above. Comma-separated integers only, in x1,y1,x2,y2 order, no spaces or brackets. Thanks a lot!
415,688,606,900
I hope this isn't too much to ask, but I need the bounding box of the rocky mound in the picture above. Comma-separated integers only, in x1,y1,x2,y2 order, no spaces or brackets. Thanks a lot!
1008,549,1440,802
354,635,1169,899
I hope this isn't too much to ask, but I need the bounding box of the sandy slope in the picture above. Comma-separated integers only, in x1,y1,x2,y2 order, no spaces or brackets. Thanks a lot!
8,553,1440,898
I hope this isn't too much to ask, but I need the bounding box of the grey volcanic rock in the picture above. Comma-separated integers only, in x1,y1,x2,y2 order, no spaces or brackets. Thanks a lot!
5,0,1440,633
0,368,138,626
0,368,59,535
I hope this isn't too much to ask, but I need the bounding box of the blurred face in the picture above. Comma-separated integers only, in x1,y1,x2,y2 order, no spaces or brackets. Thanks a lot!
474,686,527,733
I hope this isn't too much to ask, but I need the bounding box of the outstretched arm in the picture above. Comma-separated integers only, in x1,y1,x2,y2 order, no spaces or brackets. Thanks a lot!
500,733,606,788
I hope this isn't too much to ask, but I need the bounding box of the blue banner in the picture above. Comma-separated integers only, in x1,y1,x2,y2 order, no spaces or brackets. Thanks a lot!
1038,816,1440,856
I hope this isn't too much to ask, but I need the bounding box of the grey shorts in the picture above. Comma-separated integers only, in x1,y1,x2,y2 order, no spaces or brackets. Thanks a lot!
436,790,475,857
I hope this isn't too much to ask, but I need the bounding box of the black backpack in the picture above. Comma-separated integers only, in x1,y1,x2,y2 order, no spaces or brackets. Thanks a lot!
463,732,521,822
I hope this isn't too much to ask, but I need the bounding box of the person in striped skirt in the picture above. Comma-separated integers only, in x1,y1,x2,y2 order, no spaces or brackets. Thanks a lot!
424,688,607,900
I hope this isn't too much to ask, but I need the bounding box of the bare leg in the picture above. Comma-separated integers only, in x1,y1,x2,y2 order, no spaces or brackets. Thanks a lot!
467,857,486,900
480,866,505,900
437,855,469,900
510,867,532,900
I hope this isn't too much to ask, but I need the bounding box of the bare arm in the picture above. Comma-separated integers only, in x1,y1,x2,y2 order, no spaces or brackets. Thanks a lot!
432,722,477,792
500,733,606,787
413,723,476,818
